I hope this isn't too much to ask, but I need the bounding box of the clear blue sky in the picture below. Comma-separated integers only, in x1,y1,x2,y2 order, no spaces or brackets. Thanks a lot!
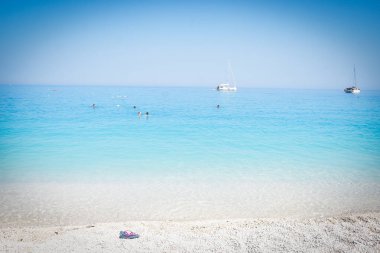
0,0,379,89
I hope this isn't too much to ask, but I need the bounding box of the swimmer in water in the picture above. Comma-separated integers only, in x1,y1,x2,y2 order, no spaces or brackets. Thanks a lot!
217,104,220,108
133,106,136,109
92,104,96,108
138,112,142,118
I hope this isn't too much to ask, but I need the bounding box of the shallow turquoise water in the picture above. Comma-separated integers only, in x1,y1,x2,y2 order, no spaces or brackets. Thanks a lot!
1,85,380,183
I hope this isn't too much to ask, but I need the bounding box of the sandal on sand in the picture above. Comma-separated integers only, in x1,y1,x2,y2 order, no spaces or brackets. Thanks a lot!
119,230,139,239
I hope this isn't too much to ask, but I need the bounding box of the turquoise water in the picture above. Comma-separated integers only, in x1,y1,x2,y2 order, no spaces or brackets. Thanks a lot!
1,85,380,183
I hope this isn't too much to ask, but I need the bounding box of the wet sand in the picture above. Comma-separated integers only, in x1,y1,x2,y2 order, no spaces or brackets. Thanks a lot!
1,181,380,226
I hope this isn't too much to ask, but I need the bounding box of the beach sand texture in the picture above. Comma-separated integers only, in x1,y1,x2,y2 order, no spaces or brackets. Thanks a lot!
1,212,380,252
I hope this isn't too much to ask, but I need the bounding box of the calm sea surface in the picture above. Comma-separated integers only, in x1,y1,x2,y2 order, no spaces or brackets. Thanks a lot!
1,85,380,224
1,85,380,183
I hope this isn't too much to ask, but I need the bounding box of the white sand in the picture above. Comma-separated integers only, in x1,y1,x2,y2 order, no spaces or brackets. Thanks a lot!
1,212,380,252
1,181,379,252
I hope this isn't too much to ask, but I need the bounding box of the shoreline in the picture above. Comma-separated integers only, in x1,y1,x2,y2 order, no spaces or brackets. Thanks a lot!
1,212,380,252
1,181,380,227
1,209,380,229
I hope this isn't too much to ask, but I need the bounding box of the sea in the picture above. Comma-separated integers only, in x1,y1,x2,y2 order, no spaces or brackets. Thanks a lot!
0,85,380,225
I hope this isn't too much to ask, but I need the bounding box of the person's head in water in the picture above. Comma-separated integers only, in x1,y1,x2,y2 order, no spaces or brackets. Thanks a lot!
217,104,220,108
145,112,149,115
92,104,96,108
133,106,136,109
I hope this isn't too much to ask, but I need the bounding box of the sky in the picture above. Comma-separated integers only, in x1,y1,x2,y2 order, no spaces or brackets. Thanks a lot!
0,0,379,89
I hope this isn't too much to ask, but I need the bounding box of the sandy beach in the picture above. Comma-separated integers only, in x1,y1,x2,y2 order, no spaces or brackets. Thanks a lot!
1,182,380,252
1,212,380,252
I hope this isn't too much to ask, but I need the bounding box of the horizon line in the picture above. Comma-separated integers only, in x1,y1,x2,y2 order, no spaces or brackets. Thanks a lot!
1,83,379,91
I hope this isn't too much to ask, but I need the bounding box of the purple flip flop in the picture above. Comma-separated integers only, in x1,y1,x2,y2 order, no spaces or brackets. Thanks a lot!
119,230,139,239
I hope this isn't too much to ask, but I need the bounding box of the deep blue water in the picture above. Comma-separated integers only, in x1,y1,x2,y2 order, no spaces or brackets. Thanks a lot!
1,85,379,182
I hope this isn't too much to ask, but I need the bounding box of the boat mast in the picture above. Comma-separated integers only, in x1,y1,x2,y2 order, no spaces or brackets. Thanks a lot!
228,61,236,87
353,65,357,87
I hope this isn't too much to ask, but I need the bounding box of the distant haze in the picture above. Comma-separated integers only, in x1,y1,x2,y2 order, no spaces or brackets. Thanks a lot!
0,0,379,89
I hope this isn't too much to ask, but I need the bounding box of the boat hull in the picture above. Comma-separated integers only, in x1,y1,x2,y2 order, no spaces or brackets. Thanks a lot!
344,87,360,93
217,87,237,91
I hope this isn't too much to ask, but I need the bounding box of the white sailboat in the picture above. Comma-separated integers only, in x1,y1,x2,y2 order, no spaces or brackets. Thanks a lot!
344,65,360,93
217,62,237,91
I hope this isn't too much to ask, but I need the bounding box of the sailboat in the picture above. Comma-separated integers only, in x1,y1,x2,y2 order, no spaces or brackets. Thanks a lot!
216,62,237,91
344,65,360,93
